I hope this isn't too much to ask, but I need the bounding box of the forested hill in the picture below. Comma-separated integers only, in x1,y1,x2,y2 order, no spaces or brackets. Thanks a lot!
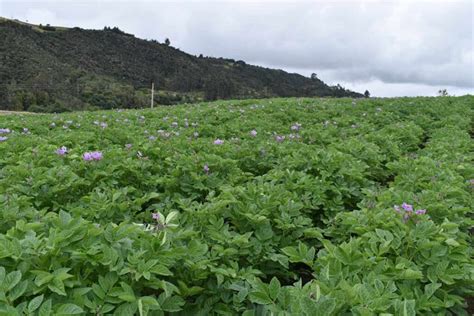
0,18,362,112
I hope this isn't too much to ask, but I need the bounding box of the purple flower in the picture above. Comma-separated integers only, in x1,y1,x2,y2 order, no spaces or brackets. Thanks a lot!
91,151,103,160
152,213,160,220
149,135,157,141
250,130,257,137
100,122,107,129
83,151,103,161
214,139,224,145
415,209,426,215
275,135,285,143
56,146,68,156
0,136,8,142
401,203,413,212
203,164,210,174
83,152,93,161
0,128,11,134
125,143,132,149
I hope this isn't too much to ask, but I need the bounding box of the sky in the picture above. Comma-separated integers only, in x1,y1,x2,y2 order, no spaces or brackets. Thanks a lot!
1,0,473,97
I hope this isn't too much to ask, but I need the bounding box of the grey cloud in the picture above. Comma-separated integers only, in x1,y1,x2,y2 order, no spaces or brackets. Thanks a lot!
1,0,472,96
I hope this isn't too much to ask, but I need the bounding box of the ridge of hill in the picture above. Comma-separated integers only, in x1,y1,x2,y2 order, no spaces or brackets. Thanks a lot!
0,17,362,112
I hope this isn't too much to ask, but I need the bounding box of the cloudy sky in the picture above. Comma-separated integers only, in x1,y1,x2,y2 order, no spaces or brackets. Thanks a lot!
1,0,472,97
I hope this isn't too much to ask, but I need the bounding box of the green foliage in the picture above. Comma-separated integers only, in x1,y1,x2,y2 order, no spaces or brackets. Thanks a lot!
0,96,472,314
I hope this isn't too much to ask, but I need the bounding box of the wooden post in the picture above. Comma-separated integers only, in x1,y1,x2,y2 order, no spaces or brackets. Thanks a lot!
151,80,155,109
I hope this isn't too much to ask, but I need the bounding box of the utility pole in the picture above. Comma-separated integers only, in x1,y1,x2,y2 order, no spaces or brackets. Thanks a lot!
150,80,155,109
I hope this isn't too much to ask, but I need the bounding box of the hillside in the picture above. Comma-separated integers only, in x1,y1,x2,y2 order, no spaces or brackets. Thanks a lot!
0,18,361,112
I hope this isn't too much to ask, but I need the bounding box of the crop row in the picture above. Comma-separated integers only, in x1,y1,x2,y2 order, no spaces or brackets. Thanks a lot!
0,96,472,315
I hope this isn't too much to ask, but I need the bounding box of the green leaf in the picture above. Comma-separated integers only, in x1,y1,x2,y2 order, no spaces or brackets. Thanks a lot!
445,238,459,247
424,283,441,298
0,267,5,284
38,299,52,316
15,302,27,315
92,284,106,299
249,291,273,305
100,304,115,314
3,271,21,291
138,298,144,316
99,272,118,291
114,303,137,315
58,211,72,225
150,265,173,276
48,278,67,296
268,277,280,300
118,282,136,302
402,300,416,316
399,269,423,280
32,271,54,287
160,295,185,312
55,303,84,315
316,296,336,314
28,295,44,313
300,296,318,315
8,280,28,301
0,305,20,316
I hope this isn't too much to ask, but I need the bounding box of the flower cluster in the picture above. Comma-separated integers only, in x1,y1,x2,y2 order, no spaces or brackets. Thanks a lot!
291,123,302,131
56,146,68,156
0,136,8,142
394,202,427,222
83,151,103,161
214,139,224,145
0,128,11,134
275,135,285,143
249,130,257,137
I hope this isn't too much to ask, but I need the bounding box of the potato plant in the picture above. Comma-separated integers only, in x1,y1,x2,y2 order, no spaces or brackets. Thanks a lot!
0,96,472,315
